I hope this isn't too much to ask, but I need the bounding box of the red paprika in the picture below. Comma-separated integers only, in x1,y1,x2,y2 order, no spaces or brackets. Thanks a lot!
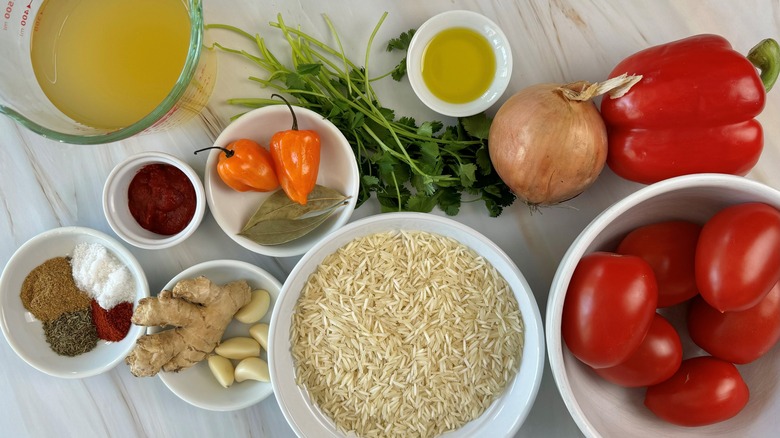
601,35,780,184
90,300,133,342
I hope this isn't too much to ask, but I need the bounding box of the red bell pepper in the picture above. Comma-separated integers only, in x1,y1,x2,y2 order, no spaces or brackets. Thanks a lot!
601,35,779,184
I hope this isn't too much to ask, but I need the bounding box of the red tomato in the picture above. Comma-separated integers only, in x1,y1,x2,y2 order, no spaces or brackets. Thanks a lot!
688,281,780,364
644,356,749,426
617,220,701,307
562,252,658,368
696,202,780,311
593,313,682,387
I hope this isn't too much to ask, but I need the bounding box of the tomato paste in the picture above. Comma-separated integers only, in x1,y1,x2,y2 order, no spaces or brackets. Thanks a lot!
127,163,196,235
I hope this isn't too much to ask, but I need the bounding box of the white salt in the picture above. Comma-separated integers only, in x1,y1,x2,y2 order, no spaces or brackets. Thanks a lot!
71,242,136,309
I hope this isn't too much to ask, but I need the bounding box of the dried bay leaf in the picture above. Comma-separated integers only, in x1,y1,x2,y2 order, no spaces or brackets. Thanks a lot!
242,185,348,231
239,185,350,245
240,207,345,245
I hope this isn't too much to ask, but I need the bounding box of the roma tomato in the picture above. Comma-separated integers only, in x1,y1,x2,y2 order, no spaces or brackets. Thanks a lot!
617,220,701,307
644,356,749,427
562,252,658,368
593,313,682,387
696,202,780,311
688,281,780,364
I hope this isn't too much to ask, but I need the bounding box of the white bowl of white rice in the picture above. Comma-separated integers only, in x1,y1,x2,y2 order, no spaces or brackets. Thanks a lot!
269,212,545,438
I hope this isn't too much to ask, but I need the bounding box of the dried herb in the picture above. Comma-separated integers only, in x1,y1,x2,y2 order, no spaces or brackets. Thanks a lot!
43,309,99,357
240,185,349,245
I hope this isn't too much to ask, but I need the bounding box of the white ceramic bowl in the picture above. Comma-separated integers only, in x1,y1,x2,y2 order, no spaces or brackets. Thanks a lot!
269,212,545,437
204,105,360,258
103,151,206,250
407,10,512,117
154,259,282,411
0,226,149,378
547,174,780,437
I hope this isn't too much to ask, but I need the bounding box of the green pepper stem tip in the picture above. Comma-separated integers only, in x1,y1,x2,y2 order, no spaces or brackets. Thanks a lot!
747,38,780,93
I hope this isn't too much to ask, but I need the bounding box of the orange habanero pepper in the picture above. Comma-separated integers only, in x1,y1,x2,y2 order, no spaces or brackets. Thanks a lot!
194,139,279,192
270,94,321,205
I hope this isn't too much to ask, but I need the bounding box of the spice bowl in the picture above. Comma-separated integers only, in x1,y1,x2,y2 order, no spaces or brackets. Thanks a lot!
406,10,513,117
547,174,780,437
0,226,149,378
204,104,360,258
103,151,206,250
269,212,545,437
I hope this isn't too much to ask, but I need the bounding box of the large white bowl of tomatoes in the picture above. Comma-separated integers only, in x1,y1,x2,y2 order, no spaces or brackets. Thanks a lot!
547,173,780,437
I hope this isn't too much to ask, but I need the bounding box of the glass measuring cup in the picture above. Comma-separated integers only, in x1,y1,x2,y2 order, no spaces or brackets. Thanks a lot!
0,0,216,144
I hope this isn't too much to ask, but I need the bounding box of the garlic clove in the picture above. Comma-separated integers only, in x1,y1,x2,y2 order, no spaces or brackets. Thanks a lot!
249,323,270,351
234,289,271,324
207,354,235,388
214,337,261,360
234,357,270,383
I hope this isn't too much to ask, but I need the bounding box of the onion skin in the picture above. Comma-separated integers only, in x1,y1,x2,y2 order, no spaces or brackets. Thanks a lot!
488,83,608,205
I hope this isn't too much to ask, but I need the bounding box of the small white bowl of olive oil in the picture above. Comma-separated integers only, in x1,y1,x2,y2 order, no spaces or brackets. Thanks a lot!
407,10,512,117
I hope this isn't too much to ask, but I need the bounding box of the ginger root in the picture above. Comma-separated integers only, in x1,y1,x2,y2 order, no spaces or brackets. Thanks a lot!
126,276,251,377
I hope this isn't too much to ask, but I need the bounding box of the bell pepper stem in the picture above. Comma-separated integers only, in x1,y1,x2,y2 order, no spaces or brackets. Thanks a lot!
272,93,299,130
747,38,780,93
193,146,235,158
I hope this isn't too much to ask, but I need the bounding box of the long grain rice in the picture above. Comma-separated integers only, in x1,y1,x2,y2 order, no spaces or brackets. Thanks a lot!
291,230,524,438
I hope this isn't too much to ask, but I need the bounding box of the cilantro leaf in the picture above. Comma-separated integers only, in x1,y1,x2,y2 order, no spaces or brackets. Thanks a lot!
283,72,307,90
459,163,478,188
361,174,380,189
476,146,492,175
406,192,438,213
461,113,492,140
297,63,322,75
417,121,435,138
391,58,407,82
397,116,417,129
418,141,440,165
438,188,462,216
386,29,415,52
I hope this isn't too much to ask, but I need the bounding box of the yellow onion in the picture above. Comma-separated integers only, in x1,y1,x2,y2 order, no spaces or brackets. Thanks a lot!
488,75,640,206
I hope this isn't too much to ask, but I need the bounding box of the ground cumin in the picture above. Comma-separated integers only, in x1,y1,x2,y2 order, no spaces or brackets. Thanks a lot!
20,257,91,322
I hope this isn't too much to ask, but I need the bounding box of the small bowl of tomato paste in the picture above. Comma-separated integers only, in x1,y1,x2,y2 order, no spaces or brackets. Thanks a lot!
103,151,206,249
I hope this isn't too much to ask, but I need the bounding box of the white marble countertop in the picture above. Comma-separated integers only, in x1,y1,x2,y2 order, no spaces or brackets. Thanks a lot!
2,1,779,436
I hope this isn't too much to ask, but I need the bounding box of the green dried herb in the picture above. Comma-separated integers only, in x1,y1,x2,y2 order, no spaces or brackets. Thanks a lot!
240,185,349,245
43,309,98,357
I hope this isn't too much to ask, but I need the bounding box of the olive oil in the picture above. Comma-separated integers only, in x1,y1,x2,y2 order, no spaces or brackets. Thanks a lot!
30,0,190,129
421,27,496,104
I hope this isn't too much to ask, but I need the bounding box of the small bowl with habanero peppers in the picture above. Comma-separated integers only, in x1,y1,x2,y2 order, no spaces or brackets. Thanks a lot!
103,151,206,250
200,98,359,258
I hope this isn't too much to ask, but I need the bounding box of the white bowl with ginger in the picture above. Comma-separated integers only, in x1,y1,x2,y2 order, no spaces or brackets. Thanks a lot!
133,259,281,411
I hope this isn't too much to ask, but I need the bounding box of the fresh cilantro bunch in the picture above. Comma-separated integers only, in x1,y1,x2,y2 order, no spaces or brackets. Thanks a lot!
209,13,515,217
